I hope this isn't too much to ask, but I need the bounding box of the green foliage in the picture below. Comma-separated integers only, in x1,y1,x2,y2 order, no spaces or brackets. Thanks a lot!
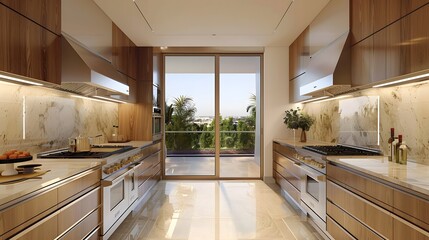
283,107,314,131
166,94,257,152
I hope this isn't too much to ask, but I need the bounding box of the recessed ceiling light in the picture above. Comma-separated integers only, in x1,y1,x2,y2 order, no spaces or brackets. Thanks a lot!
160,46,168,50
212,34,216,37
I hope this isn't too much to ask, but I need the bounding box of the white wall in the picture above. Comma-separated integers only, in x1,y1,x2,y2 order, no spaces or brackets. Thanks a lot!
263,47,290,180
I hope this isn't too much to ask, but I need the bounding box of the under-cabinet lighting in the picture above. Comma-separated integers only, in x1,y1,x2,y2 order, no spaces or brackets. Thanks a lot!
372,73,429,88
317,94,353,103
300,96,329,104
93,95,128,104
0,73,43,86
71,94,114,104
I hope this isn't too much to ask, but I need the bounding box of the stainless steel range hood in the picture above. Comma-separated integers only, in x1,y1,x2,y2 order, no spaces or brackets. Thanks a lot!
59,34,129,101
300,31,351,97
298,0,352,98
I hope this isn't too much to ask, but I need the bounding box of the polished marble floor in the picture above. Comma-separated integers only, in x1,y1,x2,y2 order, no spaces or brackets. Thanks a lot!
165,156,260,178
110,180,322,240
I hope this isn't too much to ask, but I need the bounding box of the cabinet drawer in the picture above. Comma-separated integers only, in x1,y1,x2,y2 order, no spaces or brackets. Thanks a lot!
394,215,429,240
58,187,100,235
0,188,57,236
327,201,383,240
274,171,300,205
11,213,58,240
138,165,160,199
59,208,100,240
327,180,393,239
327,163,393,209
137,151,160,176
327,216,355,240
394,189,429,231
273,152,302,179
58,169,100,203
274,163,300,190
273,142,298,161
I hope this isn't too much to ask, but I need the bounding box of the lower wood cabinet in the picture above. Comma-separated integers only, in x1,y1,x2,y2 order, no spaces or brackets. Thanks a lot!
0,168,101,240
327,162,429,240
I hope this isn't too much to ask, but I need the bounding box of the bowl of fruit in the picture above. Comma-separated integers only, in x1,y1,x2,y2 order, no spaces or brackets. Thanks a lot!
0,150,32,176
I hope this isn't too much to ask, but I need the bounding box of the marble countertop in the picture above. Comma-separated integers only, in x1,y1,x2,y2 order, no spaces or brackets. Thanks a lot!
100,141,154,149
0,161,100,209
273,138,336,148
327,156,429,196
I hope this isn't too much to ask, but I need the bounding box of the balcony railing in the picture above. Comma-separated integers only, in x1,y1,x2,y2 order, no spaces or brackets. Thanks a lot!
165,130,255,156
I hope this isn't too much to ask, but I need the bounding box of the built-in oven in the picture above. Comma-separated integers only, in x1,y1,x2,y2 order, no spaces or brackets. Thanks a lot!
152,113,162,141
300,163,326,231
102,168,134,235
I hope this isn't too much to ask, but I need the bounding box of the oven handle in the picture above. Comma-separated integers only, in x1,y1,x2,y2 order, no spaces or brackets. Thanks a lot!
299,164,325,182
101,169,133,187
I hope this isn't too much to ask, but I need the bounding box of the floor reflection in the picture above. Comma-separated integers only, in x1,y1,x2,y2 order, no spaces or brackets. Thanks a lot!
110,180,322,240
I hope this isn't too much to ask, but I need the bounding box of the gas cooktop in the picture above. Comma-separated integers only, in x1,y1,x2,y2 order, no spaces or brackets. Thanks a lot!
38,145,135,159
303,145,381,156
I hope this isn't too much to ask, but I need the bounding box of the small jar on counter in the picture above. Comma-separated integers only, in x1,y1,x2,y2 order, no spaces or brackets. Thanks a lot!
399,141,408,165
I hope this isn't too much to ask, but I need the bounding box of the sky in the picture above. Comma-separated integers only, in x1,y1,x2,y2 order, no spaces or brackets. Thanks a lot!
165,73,257,117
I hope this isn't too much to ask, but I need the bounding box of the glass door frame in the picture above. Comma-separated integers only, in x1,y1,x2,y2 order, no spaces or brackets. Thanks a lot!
161,53,264,180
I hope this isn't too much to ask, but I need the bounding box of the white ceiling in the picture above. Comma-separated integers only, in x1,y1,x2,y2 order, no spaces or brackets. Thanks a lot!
93,0,330,48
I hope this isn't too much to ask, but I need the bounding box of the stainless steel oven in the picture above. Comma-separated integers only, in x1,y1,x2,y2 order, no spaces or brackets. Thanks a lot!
300,164,326,230
152,113,162,141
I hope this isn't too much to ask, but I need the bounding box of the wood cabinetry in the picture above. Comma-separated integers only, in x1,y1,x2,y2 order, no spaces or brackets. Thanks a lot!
289,27,309,80
327,162,429,240
351,1,429,87
0,168,101,240
112,23,138,80
273,142,303,206
0,3,61,85
0,0,60,34
119,47,160,141
135,142,161,199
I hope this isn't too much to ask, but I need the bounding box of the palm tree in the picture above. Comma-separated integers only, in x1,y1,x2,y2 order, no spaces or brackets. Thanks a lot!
168,95,197,150
246,93,256,117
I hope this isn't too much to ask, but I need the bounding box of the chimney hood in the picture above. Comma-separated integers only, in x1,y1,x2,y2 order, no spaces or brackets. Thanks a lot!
297,0,352,98
300,31,351,97
59,34,129,101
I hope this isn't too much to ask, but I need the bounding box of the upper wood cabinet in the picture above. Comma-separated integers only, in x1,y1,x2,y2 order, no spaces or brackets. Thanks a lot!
289,27,309,80
112,23,137,80
0,3,61,85
0,0,61,35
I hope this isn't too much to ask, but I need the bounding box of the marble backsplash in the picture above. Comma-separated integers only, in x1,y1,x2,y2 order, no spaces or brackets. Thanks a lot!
0,82,118,154
288,81,429,165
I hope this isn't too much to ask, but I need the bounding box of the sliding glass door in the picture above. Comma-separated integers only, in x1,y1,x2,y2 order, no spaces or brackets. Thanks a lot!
164,55,261,179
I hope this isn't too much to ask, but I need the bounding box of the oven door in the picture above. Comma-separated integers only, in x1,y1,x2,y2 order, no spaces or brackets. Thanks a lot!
152,115,162,141
128,167,138,206
300,164,326,224
102,169,132,234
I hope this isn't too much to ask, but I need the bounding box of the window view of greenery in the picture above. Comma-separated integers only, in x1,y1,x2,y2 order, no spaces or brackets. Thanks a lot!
165,94,256,154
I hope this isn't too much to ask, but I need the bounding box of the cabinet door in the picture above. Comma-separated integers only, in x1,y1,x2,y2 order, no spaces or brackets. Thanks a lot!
289,74,311,103
0,4,60,84
401,0,429,17
408,4,429,73
128,40,137,80
351,0,373,44
0,0,61,34
112,23,129,76
289,27,309,80
351,36,374,86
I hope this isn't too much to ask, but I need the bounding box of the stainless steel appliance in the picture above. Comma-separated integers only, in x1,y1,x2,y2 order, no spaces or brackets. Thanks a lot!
292,144,380,234
38,145,148,239
152,113,162,141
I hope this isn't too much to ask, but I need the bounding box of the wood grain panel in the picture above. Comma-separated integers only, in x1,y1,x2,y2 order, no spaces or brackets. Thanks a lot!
60,208,100,240
274,171,300,205
128,40,137,80
273,142,298,161
274,163,300,190
393,216,429,240
401,0,429,17
409,4,429,73
57,170,100,203
327,201,384,240
0,4,60,84
351,35,373,86
351,0,373,45
394,189,429,231
327,163,394,209
0,188,57,235
372,29,387,83
112,23,129,76
12,214,58,240
327,216,355,240
327,180,393,239
138,163,161,198
57,188,100,234
0,0,61,34
127,77,137,103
